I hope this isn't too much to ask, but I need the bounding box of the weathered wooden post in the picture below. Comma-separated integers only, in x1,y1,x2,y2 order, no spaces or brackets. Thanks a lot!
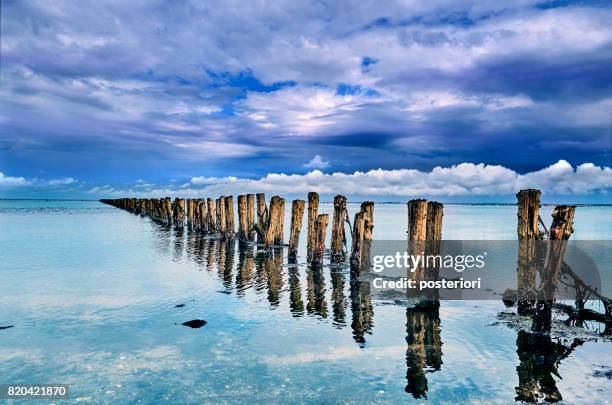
198,199,207,233
425,201,443,299
207,198,217,234
174,198,185,227
361,201,374,242
165,198,173,226
237,195,249,241
256,193,267,231
408,199,428,241
187,199,195,229
263,196,283,248
407,199,428,296
225,195,235,238
275,197,285,245
350,212,366,273
307,192,319,259
288,199,305,257
217,196,227,237
516,189,543,315
532,205,576,334
331,195,348,262
312,214,329,264
246,194,255,241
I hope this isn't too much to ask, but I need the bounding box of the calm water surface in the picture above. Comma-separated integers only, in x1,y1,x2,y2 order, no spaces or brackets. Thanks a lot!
1,200,611,404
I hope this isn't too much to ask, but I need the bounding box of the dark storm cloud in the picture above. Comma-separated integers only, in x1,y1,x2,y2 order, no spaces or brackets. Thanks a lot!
0,0,611,197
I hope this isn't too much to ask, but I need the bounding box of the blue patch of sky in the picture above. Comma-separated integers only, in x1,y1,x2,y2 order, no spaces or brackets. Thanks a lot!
335,83,380,97
361,56,379,73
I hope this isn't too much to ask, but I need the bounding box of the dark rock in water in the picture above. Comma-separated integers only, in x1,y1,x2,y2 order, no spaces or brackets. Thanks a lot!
181,319,207,328
174,304,186,308
0,325,14,330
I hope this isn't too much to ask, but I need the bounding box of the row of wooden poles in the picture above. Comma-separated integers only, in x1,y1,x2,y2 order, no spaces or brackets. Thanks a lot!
101,193,374,269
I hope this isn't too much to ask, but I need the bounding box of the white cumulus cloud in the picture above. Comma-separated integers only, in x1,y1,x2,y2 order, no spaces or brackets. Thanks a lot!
88,160,612,198
303,155,330,169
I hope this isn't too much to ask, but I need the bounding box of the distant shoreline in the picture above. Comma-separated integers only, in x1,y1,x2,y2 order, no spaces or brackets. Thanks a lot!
1,198,610,207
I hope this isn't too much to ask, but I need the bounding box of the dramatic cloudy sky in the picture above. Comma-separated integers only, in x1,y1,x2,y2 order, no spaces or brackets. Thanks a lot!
1,0,611,200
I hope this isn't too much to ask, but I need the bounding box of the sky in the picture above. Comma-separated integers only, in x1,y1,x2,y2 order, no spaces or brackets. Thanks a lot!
1,0,611,201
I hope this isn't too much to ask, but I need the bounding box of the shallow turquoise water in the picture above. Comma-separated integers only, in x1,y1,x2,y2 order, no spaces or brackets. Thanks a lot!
0,200,611,404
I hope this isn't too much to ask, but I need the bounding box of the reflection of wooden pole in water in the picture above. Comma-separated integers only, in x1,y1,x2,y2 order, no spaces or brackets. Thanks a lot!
306,192,319,260
331,195,348,262
173,226,184,261
216,238,226,279
223,238,235,288
306,264,328,318
264,248,284,305
405,302,442,399
206,198,217,235
288,200,305,258
331,270,347,326
532,205,575,334
312,214,329,264
236,243,254,296
288,265,305,316
206,239,216,272
515,330,582,402
225,195,235,239
516,189,543,315
254,250,268,293
350,277,373,346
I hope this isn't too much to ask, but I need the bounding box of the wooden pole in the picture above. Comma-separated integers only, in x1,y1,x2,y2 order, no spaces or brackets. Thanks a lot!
264,196,283,248
275,197,285,245
207,198,217,234
532,205,576,334
174,198,185,227
225,195,235,238
516,189,542,315
217,196,227,237
331,195,348,262
312,213,329,264
350,212,365,273
187,199,194,229
198,199,207,233
408,199,428,241
360,201,374,242
407,199,428,295
307,192,319,259
256,193,267,231
237,195,248,240
288,199,305,257
246,194,255,241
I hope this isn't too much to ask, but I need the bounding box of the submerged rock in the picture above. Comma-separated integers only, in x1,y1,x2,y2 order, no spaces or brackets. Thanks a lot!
0,325,14,330
174,304,186,308
181,319,207,328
